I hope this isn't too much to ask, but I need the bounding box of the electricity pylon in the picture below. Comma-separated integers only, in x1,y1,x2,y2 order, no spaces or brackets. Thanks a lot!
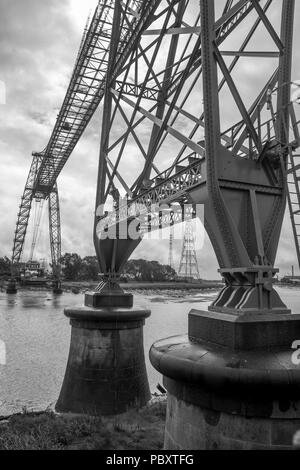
168,225,175,272
178,220,200,280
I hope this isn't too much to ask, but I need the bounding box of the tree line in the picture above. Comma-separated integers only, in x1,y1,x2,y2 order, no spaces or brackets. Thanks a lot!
59,253,176,282
0,257,11,276
0,254,177,282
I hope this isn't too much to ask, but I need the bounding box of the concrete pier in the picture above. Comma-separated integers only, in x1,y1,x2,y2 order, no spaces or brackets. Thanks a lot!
150,309,300,449
56,304,151,415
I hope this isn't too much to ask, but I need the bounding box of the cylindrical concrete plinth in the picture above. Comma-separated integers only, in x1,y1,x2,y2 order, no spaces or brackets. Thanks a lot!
56,305,151,415
162,380,300,450
150,326,300,449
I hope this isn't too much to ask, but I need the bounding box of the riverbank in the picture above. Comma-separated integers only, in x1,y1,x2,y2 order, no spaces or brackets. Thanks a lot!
0,397,166,450
3,279,298,294
61,280,224,294
0,279,223,294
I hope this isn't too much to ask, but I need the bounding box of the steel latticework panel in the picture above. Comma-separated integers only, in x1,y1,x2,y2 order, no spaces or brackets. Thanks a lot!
48,184,62,280
12,154,42,266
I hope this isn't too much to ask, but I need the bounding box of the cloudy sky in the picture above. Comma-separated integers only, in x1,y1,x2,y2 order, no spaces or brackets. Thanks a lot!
0,0,300,279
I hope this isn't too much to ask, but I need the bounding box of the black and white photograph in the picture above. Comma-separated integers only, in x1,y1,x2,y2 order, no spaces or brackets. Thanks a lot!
0,0,300,454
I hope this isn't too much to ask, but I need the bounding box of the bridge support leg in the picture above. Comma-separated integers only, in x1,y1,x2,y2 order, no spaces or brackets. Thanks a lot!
6,278,17,294
56,283,151,416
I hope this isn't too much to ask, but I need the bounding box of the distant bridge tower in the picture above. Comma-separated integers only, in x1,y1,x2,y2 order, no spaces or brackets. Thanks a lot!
178,220,200,280
168,226,175,272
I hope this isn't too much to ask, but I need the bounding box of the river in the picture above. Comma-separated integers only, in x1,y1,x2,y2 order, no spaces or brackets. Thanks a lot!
0,286,299,417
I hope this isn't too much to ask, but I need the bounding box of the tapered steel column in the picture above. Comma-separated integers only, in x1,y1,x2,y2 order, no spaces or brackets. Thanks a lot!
150,0,300,450
57,3,151,416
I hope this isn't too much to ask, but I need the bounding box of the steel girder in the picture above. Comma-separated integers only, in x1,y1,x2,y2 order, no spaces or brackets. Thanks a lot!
199,0,295,313
49,184,62,280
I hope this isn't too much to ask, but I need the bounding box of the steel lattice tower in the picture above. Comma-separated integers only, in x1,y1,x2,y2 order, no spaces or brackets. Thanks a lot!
178,220,200,280
168,225,175,271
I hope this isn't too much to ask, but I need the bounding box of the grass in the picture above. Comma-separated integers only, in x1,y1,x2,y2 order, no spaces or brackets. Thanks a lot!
0,398,166,450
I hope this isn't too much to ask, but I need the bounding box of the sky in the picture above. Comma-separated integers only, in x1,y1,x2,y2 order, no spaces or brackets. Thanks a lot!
0,0,300,279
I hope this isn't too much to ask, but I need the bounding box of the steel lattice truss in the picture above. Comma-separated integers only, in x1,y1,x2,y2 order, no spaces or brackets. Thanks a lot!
12,0,300,277
48,184,62,279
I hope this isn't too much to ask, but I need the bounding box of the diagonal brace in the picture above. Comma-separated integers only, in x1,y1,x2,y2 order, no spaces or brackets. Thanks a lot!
213,43,261,153
250,0,284,53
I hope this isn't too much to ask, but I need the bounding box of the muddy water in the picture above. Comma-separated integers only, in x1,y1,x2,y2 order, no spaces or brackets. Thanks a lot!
0,286,298,416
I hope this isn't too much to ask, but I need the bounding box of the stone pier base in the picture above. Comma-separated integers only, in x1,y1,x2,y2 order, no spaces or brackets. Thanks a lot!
162,378,300,450
150,309,300,450
56,305,151,416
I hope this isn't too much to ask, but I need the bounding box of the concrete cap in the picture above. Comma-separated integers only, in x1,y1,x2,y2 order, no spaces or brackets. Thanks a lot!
64,305,151,322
